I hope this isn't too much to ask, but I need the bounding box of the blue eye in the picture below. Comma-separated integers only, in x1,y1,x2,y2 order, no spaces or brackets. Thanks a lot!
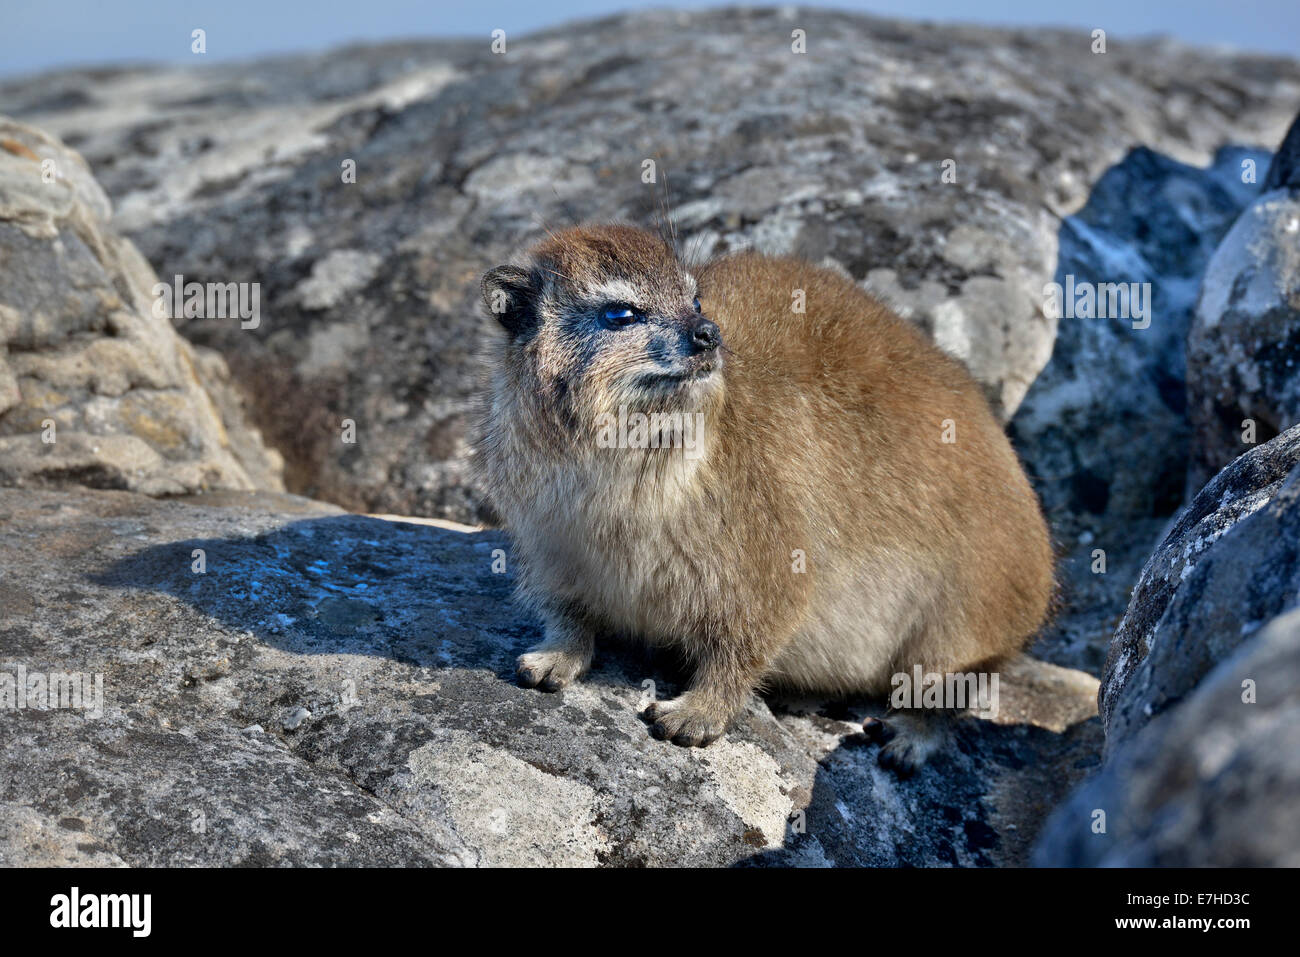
601,304,642,328
693,297,702,313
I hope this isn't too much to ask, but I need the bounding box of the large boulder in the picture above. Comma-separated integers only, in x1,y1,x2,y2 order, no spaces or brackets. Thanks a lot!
1186,112,1300,491
1099,424,1300,749
3,9,1296,522
0,118,283,495
0,486,1099,867
1034,605,1300,867
1035,427,1300,866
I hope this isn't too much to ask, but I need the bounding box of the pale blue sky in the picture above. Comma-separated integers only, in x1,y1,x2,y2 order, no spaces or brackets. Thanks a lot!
1,1,1296,78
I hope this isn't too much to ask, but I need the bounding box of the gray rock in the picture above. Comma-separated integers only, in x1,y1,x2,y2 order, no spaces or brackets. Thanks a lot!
1034,606,1300,867
0,486,1100,866
1100,424,1300,749
1028,519,1171,676
0,118,284,496
1187,185,1300,491
4,9,1296,522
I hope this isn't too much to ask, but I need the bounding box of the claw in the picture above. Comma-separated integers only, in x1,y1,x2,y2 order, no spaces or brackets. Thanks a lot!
641,695,727,747
515,647,587,692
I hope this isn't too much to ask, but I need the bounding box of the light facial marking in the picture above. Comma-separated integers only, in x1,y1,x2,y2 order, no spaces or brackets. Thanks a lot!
587,279,642,311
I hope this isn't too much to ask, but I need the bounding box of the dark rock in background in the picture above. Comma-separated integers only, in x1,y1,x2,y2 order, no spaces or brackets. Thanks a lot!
1011,146,1266,539
1011,146,1270,676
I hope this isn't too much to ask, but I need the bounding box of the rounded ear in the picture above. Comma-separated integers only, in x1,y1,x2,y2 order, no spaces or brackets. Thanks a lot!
481,265,539,336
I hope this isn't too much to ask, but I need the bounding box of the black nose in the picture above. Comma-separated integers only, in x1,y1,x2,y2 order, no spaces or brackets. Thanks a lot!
690,317,721,353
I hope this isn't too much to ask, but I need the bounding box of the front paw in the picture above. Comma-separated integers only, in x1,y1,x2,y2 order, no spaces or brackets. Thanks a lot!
641,696,728,747
516,647,587,692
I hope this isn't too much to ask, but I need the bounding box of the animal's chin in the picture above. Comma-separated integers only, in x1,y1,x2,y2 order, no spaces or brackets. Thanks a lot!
630,357,721,393
624,365,720,409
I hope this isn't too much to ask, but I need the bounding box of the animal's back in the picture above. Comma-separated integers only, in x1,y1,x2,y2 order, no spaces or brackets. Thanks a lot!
698,252,1054,693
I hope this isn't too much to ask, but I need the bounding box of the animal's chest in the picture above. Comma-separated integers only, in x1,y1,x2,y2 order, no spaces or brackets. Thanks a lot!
518,479,701,640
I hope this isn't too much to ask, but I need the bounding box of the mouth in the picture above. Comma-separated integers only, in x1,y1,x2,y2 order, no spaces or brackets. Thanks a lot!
633,356,721,391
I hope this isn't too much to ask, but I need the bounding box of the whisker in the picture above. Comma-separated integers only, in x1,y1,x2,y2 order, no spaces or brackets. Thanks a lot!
660,158,680,259
532,212,563,245
548,184,578,229
541,266,576,284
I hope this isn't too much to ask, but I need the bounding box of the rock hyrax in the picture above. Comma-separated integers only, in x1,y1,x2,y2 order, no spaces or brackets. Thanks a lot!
474,223,1054,773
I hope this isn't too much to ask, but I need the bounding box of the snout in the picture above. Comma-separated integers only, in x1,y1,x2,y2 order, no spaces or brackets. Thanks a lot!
689,316,721,354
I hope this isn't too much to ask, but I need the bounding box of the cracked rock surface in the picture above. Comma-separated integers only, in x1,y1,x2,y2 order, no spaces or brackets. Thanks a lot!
0,118,284,495
0,487,1099,866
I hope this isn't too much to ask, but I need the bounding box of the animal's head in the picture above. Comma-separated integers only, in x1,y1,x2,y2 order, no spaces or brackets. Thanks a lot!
481,224,723,429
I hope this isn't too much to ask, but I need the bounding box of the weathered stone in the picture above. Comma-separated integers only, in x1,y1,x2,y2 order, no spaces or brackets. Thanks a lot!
1034,606,1300,867
1100,424,1300,750
1010,146,1270,548
0,486,1099,867
1187,179,1300,491
5,10,1296,522
0,118,284,496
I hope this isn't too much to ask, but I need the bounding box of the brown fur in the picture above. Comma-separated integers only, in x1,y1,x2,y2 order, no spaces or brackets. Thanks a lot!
472,224,1054,771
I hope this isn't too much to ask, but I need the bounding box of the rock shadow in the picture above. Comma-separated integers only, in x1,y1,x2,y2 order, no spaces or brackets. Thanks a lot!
88,511,683,694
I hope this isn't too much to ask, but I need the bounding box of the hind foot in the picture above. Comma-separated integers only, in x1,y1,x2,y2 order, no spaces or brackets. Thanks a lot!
863,712,951,778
